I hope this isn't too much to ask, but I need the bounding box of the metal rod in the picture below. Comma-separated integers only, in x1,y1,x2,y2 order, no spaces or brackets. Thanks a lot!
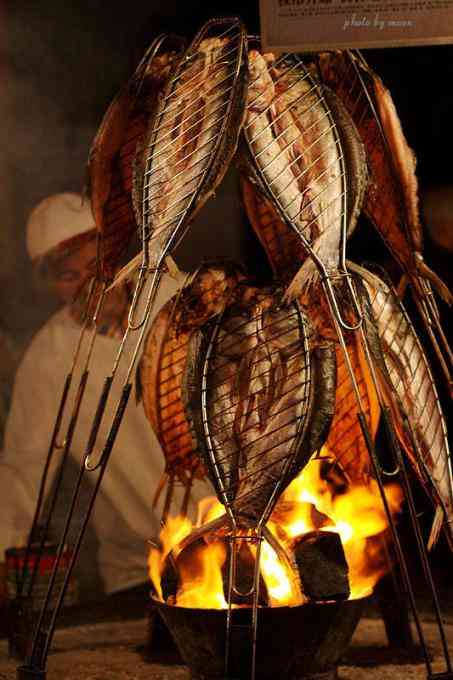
412,287,453,397
17,280,97,593
162,473,176,524
41,383,133,664
398,412,453,672
29,286,105,498
17,373,72,596
25,369,89,597
180,471,194,517
250,534,262,680
225,535,236,678
357,411,433,674
351,274,452,675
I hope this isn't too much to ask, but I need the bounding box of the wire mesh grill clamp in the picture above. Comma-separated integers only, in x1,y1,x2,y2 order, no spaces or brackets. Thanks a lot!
317,49,453,396
242,50,364,333
182,284,321,679
351,269,453,679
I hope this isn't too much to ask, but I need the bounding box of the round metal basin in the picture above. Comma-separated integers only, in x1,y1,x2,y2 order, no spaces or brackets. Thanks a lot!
153,597,364,680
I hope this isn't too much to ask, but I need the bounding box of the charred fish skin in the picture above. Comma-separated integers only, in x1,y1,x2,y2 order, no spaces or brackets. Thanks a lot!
326,336,380,483
139,299,204,485
182,323,227,498
240,175,308,281
351,266,453,536
321,87,368,239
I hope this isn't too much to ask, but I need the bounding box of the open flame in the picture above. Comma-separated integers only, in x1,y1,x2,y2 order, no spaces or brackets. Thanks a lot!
149,449,403,608
177,540,228,609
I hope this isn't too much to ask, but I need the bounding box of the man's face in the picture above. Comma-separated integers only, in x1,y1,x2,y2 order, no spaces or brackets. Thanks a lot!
48,235,98,304
45,234,130,330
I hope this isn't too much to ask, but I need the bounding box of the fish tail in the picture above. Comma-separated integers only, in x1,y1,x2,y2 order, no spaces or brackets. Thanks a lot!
283,258,320,302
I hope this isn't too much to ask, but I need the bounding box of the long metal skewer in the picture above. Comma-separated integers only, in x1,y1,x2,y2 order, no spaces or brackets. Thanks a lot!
14,279,97,602
24,284,107,599
17,269,160,678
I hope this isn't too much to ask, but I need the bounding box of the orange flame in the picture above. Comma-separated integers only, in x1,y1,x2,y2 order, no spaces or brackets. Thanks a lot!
148,514,192,600
176,540,228,609
148,448,403,608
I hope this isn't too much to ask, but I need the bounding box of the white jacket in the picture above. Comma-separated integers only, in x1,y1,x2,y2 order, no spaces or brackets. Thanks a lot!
0,274,210,594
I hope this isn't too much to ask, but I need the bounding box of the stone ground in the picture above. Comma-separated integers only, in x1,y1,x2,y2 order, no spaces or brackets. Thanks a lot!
0,614,452,680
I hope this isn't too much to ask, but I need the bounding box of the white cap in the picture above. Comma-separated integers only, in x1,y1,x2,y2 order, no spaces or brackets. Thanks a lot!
26,193,96,261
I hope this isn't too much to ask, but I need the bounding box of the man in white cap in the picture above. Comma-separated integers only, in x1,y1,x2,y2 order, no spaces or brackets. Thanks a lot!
0,193,208,604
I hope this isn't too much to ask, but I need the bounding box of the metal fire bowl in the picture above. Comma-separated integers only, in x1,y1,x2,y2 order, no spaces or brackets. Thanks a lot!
153,597,364,680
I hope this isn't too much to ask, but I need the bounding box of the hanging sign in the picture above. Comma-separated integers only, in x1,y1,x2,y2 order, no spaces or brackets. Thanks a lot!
259,0,453,52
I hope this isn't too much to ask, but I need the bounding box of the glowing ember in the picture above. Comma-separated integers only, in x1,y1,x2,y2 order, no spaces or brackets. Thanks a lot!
148,448,403,608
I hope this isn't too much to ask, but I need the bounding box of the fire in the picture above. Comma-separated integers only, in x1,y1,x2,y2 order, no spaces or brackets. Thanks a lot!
148,514,192,600
252,540,303,607
177,540,228,609
148,448,403,608
196,496,225,526
268,450,403,600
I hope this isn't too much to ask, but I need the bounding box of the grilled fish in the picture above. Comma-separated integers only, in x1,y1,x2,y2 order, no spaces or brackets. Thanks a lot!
318,51,452,304
87,37,184,280
182,283,337,524
139,19,248,271
241,50,367,301
350,263,453,539
326,337,380,483
139,263,245,492
240,176,307,280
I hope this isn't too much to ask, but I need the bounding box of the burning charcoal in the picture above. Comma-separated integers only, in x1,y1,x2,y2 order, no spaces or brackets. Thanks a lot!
294,530,350,601
320,459,349,495
161,558,179,603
